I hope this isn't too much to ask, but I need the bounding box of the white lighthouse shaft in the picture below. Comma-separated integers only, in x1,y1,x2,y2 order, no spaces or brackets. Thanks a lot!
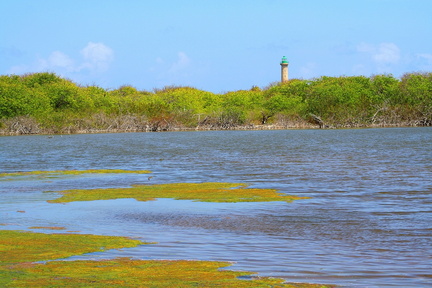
280,56,289,82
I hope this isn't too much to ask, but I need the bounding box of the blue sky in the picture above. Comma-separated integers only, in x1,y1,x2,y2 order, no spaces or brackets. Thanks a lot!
1,0,431,93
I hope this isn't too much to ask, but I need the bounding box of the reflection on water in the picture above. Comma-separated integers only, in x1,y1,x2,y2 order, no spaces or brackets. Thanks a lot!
1,127,431,287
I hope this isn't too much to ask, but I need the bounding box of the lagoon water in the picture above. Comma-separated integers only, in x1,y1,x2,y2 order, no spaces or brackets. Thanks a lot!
1,128,431,287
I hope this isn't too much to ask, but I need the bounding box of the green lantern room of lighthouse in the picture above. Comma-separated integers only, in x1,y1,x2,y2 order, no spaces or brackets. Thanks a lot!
280,56,288,64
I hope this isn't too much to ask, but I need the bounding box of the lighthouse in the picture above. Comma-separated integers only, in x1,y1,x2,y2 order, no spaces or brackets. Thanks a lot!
280,56,289,82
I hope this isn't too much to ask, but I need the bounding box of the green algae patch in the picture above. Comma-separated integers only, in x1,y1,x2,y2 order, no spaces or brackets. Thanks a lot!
0,169,151,179
0,230,146,265
48,182,309,203
1,257,334,288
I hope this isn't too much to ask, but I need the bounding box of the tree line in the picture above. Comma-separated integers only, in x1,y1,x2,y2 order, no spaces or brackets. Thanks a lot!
0,72,431,134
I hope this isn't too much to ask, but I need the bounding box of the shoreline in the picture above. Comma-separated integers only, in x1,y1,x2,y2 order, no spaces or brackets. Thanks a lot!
0,121,428,136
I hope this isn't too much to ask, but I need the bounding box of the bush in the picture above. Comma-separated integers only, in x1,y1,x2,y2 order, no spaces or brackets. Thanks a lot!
1,71,431,132
0,76,51,118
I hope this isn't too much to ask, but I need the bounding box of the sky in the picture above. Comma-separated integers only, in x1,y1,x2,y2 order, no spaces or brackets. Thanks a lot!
1,0,431,93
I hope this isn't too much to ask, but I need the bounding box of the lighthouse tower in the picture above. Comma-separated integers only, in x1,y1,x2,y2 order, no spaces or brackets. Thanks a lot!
280,56,289,82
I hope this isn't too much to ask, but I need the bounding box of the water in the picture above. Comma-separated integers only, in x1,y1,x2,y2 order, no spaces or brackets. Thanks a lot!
1,128,431,287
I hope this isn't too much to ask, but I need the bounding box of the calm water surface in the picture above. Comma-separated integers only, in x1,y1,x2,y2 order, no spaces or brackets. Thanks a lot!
1,128,431,287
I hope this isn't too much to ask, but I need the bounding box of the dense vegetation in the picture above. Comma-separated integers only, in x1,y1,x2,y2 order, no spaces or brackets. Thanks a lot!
0,72,431,134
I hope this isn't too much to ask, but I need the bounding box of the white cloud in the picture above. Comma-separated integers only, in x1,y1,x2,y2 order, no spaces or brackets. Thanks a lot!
150,52,193,86
415,53,432,70
417,53,432,63
357,42,401,74
9,51,75,74
155,57,164,65
8,64,29,75
7,42,114,75
357,42,401,65
168,52,191,74
80,42,114,72
43,51,75,70
374,43,400,64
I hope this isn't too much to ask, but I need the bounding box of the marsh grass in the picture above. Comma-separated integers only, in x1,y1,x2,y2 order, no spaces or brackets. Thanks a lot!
47,182,309,203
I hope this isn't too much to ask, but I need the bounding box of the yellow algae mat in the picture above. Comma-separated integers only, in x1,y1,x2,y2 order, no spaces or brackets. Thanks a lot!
0,169,151,179
0,230,145,264
1,170,331,287
47,182,309,203
0,230,333,288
